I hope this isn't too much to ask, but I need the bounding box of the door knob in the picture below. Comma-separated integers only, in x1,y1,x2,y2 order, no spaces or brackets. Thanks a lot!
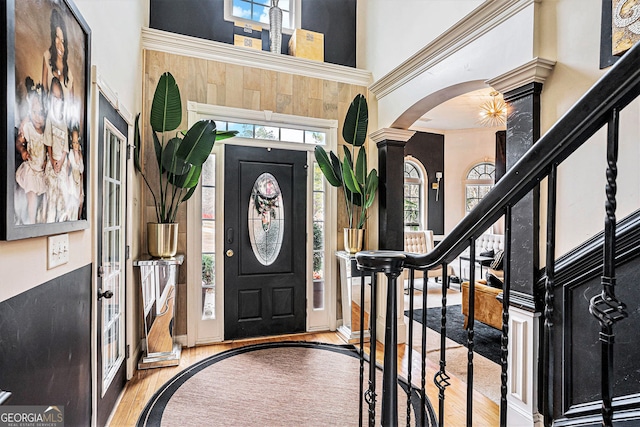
226,249,234,257
98,288,114,300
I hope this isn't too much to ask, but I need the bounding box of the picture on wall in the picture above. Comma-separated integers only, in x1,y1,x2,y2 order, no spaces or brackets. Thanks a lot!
612,0,640,55
1,0,90,240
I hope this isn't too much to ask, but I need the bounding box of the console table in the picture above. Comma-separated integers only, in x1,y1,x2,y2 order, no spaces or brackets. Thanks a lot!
134,255,183,369
336,251,371,343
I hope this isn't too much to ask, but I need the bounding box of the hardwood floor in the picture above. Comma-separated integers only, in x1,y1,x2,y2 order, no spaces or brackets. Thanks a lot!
107,330,498,426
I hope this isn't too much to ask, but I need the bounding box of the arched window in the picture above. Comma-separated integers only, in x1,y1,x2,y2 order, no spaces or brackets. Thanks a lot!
465,162,495,212
404,160,423,229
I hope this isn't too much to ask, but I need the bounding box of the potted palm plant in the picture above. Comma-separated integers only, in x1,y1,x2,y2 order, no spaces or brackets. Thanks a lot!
134,72,236,257
314,94,378,253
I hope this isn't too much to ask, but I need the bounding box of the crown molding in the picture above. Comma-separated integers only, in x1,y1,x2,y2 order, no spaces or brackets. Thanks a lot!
188,101,339,130
369,0,538,99
369,128,416,144
141,27,372,87
486,57,556,94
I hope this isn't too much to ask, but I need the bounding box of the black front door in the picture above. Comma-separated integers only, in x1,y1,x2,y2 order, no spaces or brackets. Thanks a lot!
224,145,307,339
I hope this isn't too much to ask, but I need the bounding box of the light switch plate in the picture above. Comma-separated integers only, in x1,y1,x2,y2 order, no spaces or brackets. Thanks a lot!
48,234,69,269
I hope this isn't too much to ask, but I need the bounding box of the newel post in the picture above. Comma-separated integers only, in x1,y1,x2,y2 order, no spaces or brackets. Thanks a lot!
356,251,406,427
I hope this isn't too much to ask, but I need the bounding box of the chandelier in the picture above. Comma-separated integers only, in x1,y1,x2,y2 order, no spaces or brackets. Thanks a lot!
478,91,507,127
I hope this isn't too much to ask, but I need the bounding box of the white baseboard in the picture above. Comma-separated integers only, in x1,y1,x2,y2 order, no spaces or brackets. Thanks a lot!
507,401,543,427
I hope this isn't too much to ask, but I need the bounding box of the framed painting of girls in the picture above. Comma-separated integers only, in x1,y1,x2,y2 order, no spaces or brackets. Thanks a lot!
1,0,91,240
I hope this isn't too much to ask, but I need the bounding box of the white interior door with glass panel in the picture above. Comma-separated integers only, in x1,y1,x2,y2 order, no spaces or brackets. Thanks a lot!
96,111,128,427
187,104,338,345
100,122,126,391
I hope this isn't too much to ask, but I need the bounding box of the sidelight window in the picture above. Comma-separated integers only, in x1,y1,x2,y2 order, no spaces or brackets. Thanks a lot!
201,155,216,320
312,162,325,310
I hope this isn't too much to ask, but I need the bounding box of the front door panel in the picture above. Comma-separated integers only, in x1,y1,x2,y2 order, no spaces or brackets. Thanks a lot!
224,145,307,339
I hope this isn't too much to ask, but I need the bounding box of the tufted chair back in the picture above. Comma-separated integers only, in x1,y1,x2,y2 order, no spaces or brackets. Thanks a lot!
475,233,504,253
404,230,435,254
402,230,454,290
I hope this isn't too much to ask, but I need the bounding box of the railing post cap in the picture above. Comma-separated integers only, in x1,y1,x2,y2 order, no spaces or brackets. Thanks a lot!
355,250,406,274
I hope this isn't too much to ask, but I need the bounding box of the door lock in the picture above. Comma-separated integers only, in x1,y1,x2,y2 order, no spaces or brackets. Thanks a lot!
226,249,234,257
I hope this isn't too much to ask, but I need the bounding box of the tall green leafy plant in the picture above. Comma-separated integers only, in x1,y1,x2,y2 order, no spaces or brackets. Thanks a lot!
314,94,378,229
133,72,236,223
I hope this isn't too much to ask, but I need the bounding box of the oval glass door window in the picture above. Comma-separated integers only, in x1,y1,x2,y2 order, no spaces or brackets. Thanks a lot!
248,173,284,265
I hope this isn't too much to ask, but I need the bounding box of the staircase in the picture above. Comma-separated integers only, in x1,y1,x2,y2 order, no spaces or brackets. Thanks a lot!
355,41,640,426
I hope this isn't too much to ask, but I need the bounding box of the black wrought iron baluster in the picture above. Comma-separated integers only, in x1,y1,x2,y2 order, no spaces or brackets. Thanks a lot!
589,108,627,427
421,268,429,427
500,204,513,426
359,270,366,427
541,166,557,427
434,262,451,427
407,268,415,427
367,271,378,427
466,239,476,427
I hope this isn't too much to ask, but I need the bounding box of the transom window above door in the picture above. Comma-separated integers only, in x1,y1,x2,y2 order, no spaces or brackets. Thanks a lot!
226,0,298,31
217,120,326,145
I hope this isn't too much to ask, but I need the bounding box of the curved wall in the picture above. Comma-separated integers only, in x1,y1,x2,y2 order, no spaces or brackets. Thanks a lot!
374,3,536,129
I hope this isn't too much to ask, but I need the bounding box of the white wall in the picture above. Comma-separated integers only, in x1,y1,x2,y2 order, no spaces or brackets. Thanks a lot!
357,0,483,79
537,0,640,255
374,3,536,129
75,0,147,115
0,0,147,303
443,127,498,234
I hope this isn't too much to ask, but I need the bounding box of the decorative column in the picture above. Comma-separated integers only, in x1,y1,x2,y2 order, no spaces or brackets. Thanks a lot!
487,57,555,427
370,128,415,345
370,128,415,251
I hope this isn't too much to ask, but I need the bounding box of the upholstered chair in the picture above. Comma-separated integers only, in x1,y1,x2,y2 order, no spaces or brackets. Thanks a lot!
402,230,455,292
461,251,504,330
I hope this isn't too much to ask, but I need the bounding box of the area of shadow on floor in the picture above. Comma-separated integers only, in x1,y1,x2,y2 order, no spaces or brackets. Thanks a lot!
404,305,503,404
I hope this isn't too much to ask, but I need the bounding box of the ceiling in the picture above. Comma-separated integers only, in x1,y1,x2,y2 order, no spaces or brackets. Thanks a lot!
408,87,506,132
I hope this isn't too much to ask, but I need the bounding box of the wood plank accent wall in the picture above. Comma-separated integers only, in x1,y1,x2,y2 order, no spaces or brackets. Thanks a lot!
143,49,369,335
